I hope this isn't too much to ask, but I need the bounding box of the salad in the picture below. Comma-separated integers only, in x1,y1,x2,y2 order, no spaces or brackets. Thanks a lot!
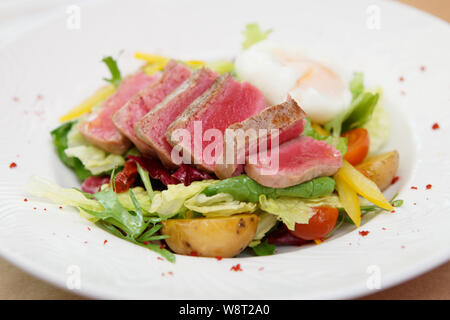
27,24,402,262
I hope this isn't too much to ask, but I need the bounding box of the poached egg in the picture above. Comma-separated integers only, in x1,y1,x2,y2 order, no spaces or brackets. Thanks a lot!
235,41,351,124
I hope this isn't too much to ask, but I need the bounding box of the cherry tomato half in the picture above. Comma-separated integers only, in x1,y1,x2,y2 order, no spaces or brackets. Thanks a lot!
288,207,339,240
342,128,370,165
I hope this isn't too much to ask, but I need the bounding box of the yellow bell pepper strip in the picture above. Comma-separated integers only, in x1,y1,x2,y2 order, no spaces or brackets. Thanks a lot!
185,60,206,69
142,62,166,75
336,160,393,211
134,52,169,65
59,84,115,122
135,52,169,75
311,122,329,137
335,173,361,227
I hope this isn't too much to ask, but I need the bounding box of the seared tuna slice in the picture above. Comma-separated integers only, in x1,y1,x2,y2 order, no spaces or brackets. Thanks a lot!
79,71,159,154
245,135,342,188
214,96,306,179
165,74,267,172
113,60,191,157
135,68,218,169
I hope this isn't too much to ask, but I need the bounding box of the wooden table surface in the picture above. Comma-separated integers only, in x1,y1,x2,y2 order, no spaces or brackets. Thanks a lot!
0,0,449,300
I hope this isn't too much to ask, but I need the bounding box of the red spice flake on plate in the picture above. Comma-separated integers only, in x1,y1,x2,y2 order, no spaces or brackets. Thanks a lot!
401,245,406,249
413,202,417,205
189,251,198,257
432,123,440,130
161,273,165,277
23,198,28,202
215,256,223,261
84,241,88,244
426,184,432,190
359,230,370,237
399,76,404,82
59,206,63,209
382,227,387,231
258,267,264,271
168,271,174,276
87,227,91,231
391,176,400,184
391,210,396,213
33,207,37,210
420,65,426,72
230,264,243,272
410,186,418,190
12,97,20,102
36,94,44,100
103,240,108,245
157,257,163,261
9,162,17,169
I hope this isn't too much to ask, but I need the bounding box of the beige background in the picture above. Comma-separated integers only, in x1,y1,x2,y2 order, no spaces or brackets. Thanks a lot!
0,0,449,300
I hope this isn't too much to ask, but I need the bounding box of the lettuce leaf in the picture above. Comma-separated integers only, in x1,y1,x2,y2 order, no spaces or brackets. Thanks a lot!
149,181,215,218
242,23,272,50
206,60,235,74
303,118,348,155
324,72,379,136
259,194,341,230
184,193,257,217
248,212,278,247
362,98,390,155
65,122,125,175
51,122,92,180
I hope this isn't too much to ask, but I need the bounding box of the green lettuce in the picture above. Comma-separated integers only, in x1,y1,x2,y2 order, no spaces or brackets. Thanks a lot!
64,122,125,176
149,181,215,218
325,72,379,136
51,122,93,180
303,118,348,155
259,194,341,230
184,192,257,217
242,23,272,50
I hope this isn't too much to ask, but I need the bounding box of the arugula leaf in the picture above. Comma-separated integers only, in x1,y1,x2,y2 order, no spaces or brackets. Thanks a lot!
340,197,404,225
51,122,92,180
80,174,147,238
242,23,272,50
97,220,175,263
102,56,122,87
252,240,275,256
136,163,154,200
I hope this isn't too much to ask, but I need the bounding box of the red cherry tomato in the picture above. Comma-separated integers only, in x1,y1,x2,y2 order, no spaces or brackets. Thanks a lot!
342,128,370,165
288,207,339,240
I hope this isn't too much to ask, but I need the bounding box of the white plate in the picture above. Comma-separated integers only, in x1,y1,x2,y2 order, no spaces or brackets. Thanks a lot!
0,0,449,299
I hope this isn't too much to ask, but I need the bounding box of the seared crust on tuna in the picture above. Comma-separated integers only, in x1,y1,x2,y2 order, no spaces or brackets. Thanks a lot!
214,96,306,179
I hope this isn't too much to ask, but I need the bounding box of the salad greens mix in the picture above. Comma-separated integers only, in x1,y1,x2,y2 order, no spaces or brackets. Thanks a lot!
27,23,401,262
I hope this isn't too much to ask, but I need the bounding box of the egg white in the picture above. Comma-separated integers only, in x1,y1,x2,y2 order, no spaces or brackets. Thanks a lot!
235,40,352,124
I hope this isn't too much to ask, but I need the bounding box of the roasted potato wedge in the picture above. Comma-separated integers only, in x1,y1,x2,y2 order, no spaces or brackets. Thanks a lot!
356,150,399,191
161,214,258,258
